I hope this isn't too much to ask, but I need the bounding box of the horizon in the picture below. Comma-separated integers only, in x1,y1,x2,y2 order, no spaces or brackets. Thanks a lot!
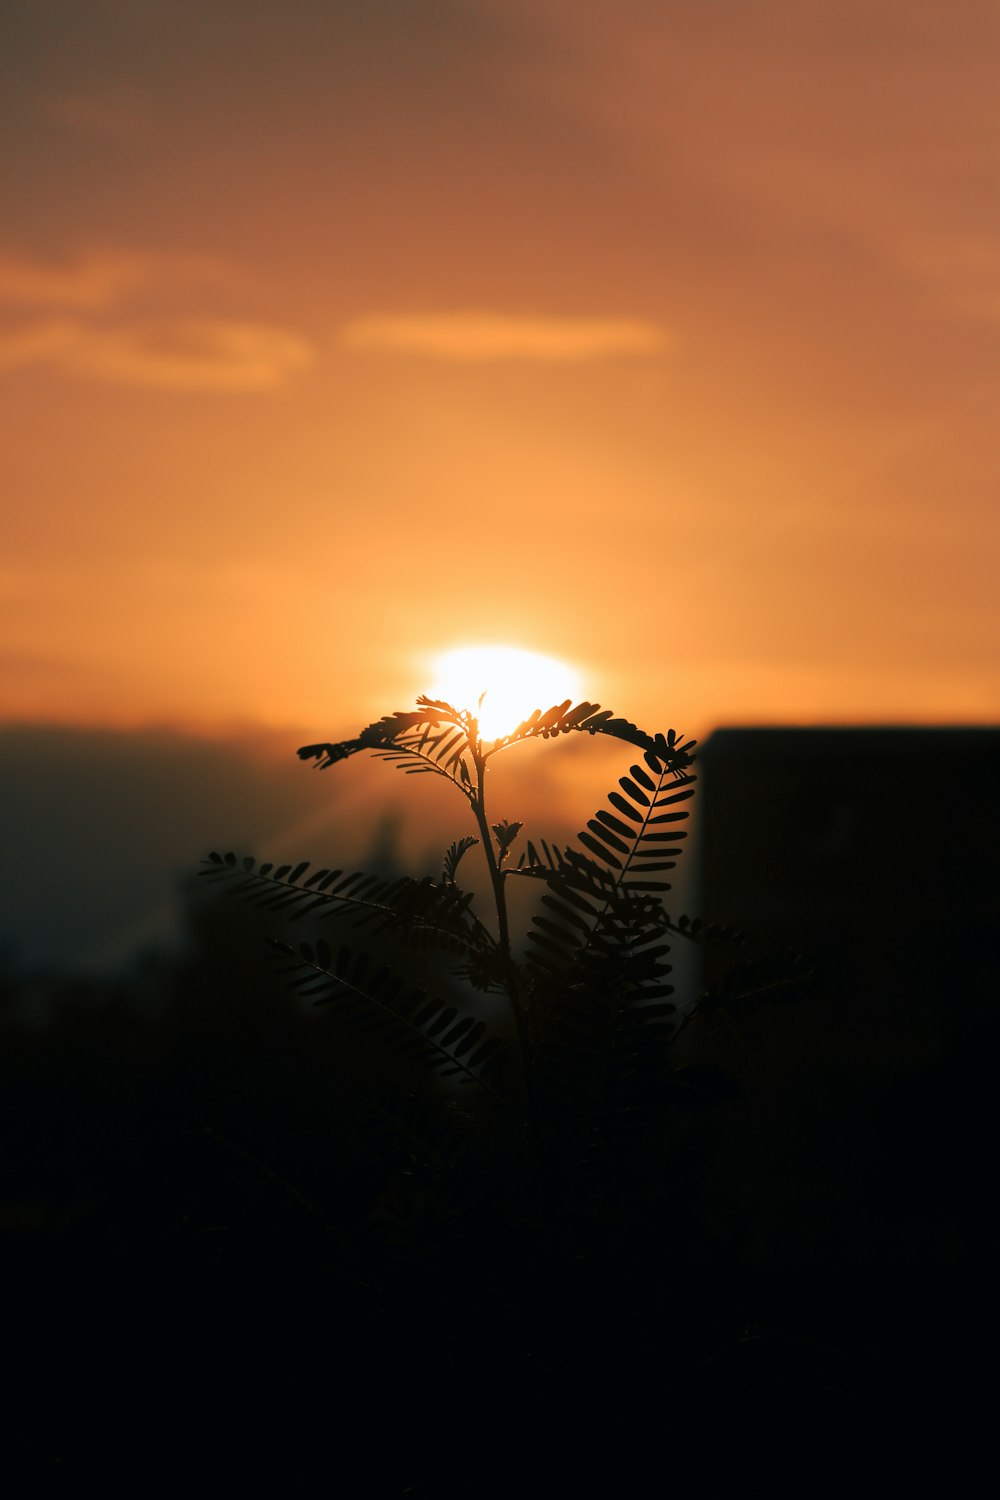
4,713,995,981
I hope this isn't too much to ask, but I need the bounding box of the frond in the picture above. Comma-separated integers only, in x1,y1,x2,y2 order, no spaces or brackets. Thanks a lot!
522,870,681,1174
201,852,489,957
297,738,362,768
370,734,475,799
513,747,696,945
442,836,479,885
486,701,696,773
270,938,510,1103
669,913,749,946
513,748,701,1166
299,698,477,799
578,750,696,895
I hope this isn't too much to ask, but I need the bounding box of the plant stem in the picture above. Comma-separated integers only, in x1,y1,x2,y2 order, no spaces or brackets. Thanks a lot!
469,728,535,1108
470,732,513,971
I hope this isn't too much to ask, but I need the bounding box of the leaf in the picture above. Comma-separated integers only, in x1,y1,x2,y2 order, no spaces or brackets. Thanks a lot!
607,792,642,823
300,699,477,799
202,854,487,958
595,810,636,840
584,819,631,856
453,1020,487,1057
441,1016,475,1049
629,763,656,793
491,818,523,853
540,892,593,936
443,836,479,885
425,1005,459,1037
577,830,623,869
297,740,360,768
532,913,585,946
653,784,696,806
485,699,697,773
618,777,650,807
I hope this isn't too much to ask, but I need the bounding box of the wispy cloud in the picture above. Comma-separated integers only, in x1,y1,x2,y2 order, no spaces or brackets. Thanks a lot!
62,319,314,392
0,316,313,391
0,247,252,310
341,312,669,362
0,248,313,391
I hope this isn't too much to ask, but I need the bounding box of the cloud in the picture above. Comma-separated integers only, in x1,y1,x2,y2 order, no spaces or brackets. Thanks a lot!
340,312,669,362
0,248,313,391
0,315,313,391
61,319,314,391
0,247,251,311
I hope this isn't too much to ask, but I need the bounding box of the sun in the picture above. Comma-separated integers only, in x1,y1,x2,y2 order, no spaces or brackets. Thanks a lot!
427,645,583,743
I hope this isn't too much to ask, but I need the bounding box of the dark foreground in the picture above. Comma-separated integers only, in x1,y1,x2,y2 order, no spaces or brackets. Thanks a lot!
4,922,995,1493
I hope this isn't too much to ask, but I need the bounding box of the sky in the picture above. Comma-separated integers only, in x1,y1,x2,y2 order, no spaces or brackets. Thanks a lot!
2,0,999,747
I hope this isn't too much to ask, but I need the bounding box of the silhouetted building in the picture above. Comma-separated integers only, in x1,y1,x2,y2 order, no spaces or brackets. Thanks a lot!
697,726,999,1067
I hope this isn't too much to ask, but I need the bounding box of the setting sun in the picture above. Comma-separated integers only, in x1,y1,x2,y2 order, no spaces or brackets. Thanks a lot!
427,646,583,742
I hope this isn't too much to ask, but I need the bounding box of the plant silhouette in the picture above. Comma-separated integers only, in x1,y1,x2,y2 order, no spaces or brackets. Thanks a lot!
202,692,768,1226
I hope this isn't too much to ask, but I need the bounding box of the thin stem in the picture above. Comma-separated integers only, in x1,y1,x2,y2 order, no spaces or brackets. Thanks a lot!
468,724,537,1127
469,730,513,969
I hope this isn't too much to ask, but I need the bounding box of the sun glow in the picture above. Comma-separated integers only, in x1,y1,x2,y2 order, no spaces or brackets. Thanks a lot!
428,646,583,743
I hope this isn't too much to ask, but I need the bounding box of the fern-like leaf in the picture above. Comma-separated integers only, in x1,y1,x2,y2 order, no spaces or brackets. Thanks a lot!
298,698,477,797
514,747,700,1167
299,701,696,799
487,702,696,771
270,939,510,1102
201,853,490,956
442,836,479,885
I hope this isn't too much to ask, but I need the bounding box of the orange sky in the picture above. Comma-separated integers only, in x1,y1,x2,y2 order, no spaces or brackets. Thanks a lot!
2,0,998,746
